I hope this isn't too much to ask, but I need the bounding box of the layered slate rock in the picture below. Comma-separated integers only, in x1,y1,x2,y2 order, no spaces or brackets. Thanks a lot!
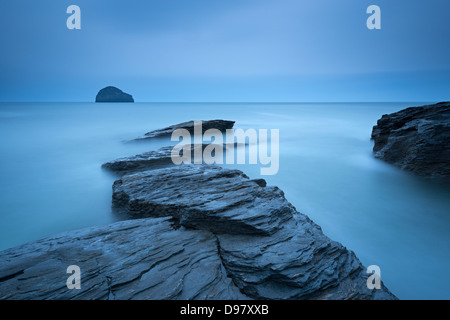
102,146,178,173
95,86,134,103
134,120,235,141
0,163,397,300
102,143,244,174
0,136,398,300
371,102,450,181
217,218,381,299
0,218,247,300
102,144,209,173
112,165,286,236
111,164,396,300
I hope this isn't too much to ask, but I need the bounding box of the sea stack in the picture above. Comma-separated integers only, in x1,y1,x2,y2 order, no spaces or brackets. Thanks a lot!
95,86,134,103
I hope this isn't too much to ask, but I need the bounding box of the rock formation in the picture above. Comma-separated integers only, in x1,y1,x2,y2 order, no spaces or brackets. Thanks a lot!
0,218,246,300
133,120,234,141
0,120,398,300
95,86,134,103
0,163,396,300
112,165,286,236
102,143,244,174
371,102,450,181
110,164,396,300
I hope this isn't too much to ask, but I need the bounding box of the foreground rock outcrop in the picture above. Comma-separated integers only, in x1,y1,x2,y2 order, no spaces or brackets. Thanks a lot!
0,218,246,300
0,120,398,300
371,102,450,181
0,164,396,300
112,165,285,236
95,86,134,103
110,164,396,300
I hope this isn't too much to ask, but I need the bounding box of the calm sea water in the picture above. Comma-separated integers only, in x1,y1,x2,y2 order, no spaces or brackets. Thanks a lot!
0,102,449,299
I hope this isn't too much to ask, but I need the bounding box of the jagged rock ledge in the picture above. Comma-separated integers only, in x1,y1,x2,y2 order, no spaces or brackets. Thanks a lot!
112,165,283,236
0,218,246,300
102,143,245,174
133,120,235,141
0,120,398,300
0,163,397,300
111,164,396,299
371,102,450,181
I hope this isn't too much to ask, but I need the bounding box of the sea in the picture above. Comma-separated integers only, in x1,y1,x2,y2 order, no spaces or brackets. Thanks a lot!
0,102,449,299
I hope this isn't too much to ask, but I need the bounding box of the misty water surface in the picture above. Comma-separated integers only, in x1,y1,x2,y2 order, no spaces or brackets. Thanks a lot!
0,102,449,299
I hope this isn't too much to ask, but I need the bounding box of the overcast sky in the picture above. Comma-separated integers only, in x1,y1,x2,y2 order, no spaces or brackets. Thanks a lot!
0,0,449,102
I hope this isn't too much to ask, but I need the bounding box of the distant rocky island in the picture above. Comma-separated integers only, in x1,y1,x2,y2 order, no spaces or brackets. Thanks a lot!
371,102,450,182
0,119,396,300
95,86,134,103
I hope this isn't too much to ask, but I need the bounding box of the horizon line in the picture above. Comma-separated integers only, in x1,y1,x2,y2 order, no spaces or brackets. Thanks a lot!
0,100,440,104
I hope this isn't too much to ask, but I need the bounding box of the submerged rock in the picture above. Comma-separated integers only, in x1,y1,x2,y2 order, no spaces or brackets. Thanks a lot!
133,120,235,141
95,86,134,103
371,102,450,181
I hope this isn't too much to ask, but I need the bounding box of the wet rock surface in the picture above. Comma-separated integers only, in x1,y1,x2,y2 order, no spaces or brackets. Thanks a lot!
133,119,235,141
0,119,398,300
0,163,396,300
103,144,211,174
112,165,291,236
0,218,246,300
371,102,450,181
102,146,179,173
102,143,246,174
109,164,396,300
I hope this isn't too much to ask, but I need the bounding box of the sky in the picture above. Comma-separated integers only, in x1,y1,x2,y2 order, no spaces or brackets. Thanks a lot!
0,0,449,102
